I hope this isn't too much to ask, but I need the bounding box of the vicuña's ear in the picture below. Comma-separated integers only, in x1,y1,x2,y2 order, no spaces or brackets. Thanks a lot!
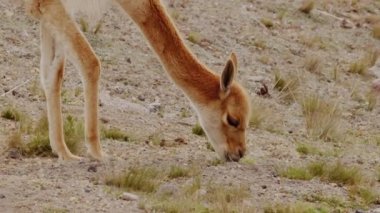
220,53,237,94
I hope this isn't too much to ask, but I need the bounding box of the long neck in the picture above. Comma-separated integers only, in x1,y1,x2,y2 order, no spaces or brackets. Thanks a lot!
118,0,220,104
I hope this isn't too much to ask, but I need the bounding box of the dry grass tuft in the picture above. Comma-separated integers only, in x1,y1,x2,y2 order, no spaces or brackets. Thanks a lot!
279,161,362,186
299,0,315,14
373,24,380,39
264,202,328,213
101,127,130,142
274,70,300,102
304,56,321,73
260,18,274,28
7,114,84,158
300,94,341,141
249,98,270,129
168,165,190,179
1,106,21,121
187,31,201,44
105,167,160,193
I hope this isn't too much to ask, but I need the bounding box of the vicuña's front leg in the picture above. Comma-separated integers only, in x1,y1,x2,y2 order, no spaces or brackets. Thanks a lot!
38,0,103,160
40,23,80,160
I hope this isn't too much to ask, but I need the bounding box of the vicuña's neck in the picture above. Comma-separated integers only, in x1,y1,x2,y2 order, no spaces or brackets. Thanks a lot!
119,0,220,104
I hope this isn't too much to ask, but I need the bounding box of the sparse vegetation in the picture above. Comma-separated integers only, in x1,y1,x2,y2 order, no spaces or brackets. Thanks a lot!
274,70,299,101
7,114,83,157
279,161,362,186
192,123,205,136
79,18,89,32
373,24,380,39
301,94,341,141
260,18,274,28
249,98,269,128
349,186,379,206
240,156,255,166
304,55,321,73
299,0,315,14
264,202,328,213
168,165,190,179
348,60,368,75
102,127,129,142
187,31,201,44
366,90,377,111
280,166,313,180
105,167,160,193
1,106,21,121
296,143,320,156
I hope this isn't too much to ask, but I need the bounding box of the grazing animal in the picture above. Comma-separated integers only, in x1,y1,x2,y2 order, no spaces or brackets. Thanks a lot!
25,0,251,161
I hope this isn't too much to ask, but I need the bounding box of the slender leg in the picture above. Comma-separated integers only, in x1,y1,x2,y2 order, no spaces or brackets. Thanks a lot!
38,0,103,160
40,23,80,160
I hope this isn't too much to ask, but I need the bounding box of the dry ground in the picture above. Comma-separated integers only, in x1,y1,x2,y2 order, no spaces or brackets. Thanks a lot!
1,0,380,212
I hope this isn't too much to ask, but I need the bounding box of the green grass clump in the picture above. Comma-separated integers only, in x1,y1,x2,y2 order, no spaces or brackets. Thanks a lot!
102,127,129,142
296,143,320,155
350,186,379,206
187,31,201,44
280,166,313,180
168,165,190,179
307,161,326,177
105,167,160,193
1,107,21,121
280,161,362,187
192,123,205,136
325,162,361,185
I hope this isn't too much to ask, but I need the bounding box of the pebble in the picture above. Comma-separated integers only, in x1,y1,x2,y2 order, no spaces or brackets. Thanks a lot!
8,149,21,159
87,165,97,173
148,101,161,113
120,192,139,201
0,194,5,199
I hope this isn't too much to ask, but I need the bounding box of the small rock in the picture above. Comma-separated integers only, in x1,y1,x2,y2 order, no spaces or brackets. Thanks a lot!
341,19,354,29
120,192,139,201
137,95,145,101
174,137,187,144
84,186,91,193
87,165,97,173
126,58,131,64
148,101,161,113
0,194,5,199
261,185,267,189
8,149,21,159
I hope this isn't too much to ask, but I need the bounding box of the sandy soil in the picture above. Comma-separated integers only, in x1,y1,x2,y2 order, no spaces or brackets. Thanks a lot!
1,0,380,212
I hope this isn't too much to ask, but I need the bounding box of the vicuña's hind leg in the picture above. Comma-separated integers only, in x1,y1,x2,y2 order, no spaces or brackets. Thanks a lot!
38,0,103,160
40,23,80,160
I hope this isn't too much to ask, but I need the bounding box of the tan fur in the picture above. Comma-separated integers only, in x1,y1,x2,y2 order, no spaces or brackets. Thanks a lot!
26,0,251,161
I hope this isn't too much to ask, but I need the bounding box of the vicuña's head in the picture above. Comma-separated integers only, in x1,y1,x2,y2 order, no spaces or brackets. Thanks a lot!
195,53,251,162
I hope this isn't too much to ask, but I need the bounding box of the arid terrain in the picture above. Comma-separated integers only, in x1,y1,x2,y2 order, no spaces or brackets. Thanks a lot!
1,0,380,212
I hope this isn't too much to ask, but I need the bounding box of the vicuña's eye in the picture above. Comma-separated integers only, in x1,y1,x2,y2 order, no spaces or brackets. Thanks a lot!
227,115,240,127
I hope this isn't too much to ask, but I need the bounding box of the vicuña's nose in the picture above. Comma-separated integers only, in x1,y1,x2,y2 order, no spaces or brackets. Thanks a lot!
225,148,245,162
